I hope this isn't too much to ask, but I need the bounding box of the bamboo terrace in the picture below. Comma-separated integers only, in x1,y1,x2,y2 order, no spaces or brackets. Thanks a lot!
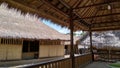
0,0,120,68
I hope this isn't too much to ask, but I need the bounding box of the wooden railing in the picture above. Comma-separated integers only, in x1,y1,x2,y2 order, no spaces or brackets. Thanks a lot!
75,54,92,68
16,54,92,68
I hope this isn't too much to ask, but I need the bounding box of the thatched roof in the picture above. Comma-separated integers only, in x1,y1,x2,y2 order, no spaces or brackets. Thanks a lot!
0,3,70,40
0,0,120,31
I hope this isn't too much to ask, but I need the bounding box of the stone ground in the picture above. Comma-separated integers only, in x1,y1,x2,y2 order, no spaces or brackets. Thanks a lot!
83,62,110,68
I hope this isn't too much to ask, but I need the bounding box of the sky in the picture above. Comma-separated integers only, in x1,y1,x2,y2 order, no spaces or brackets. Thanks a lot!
41,19,70,34
41,19,82,35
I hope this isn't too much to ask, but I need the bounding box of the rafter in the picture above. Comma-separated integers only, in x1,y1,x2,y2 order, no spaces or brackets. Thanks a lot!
93,19,120,24
91,21,120,31
42,0,69,17
91,26,120,31
75,12,120,19
73,0,120,9
99,5,120,10
73,0,83,8
43,0,90,28
73,12,90,27
92,22,120,28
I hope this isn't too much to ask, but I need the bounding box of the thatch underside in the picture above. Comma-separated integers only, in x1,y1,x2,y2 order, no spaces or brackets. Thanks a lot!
0,0,120,31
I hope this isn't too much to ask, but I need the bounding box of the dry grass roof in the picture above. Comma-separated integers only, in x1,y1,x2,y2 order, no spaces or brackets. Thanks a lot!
0,3,70,40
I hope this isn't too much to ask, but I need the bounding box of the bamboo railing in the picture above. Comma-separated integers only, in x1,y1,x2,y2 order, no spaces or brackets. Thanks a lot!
17,54,92,68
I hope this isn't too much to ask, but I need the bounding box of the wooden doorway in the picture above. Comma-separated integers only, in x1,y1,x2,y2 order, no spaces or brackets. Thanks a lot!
22,40,39,59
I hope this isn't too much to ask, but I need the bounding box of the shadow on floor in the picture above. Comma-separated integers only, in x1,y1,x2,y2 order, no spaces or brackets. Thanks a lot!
83,61,109,68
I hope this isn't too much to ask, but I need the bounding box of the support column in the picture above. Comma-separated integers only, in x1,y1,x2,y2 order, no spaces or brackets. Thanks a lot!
89,29,94,61
69,9,75,68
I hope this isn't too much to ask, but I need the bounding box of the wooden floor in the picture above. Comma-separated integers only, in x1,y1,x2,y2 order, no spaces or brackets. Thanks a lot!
0,57,64,67
83,62,109,68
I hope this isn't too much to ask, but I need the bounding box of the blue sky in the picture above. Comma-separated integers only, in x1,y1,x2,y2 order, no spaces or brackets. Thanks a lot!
41,19,70,34
41,19,82,35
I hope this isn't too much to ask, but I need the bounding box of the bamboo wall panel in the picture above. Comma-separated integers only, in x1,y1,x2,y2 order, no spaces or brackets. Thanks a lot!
39,45,64,58
57,45,64,56
56,45,61,56
7,44,22,60
49,45,57,57
0,45,7,60
39,45,49,58
0,44,22,60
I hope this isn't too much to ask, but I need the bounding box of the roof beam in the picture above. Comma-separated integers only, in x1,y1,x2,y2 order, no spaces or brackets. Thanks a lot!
78,12,120,19
73,0,120,9
91,26,120,31
92,20,120,24
78,19,90,27
92,22,120,28
73,12,90,27
42,0,69,17
43,0,90,28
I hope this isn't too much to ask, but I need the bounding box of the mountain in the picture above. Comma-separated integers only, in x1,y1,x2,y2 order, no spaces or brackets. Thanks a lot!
80,31,120,48
112,30,120,39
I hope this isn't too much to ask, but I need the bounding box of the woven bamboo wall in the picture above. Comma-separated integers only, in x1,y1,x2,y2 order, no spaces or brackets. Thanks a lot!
39,45,49,57
0,38,22,60
0,44,22,60
39,45,64,58
57,45,64,56
0,44,7,60
7,44,22,60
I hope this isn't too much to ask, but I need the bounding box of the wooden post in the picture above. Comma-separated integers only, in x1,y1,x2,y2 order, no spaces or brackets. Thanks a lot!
89,28,94,61
69,9,75,68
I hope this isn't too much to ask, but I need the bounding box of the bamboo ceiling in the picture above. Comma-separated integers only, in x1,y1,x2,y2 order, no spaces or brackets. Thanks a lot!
0,0,120,31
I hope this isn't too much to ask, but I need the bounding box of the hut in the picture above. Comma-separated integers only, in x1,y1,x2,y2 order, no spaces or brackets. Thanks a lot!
0,3,70,61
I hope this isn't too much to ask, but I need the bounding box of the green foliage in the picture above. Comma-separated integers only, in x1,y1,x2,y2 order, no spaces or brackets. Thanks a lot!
109,63,120,67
